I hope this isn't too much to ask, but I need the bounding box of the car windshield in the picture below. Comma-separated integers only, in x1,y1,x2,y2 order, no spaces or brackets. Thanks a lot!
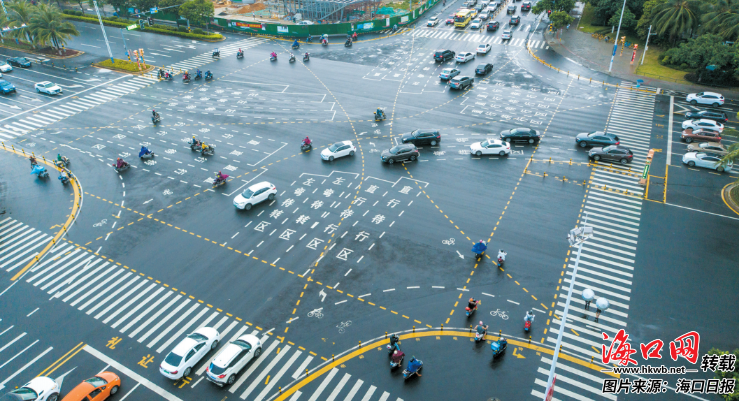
188,333,208,342
389,146,402,155
442,69,452,73
603,146,615,152
209,363,226,375
164,352,184,367
241,189,255,198
328,143,341,152
19,58,28,62
481,140,490,147
232,339,252,350
84,376,108,387
11,388,38,401
42,83,54,88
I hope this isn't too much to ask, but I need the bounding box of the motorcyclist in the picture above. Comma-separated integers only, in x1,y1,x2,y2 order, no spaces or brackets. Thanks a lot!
213,47,219,56
59,168,70,183
270,51,277,59
391,349,404,364
407,357,422,376
215,171,227,183
302,136,311,146
289,53,295,61
524,310,535,323
304,52,310,60
345,36,352,45
307,34,312,42
475,321,488,339
158,68,164,78
467,297,480,311
293,39,299,48
30,155,38,168
389,334,400,351
139,146,152,157
205,70,212,79
196,69,202,79
115,157,127,169
56,153,63,163
201,142,209,153
497,249,507,266
352,32,358,40
393,23,398,31
152,109,160,120
238,48,243,55
183,71,190,80
376,107,385,119
191,135,200,147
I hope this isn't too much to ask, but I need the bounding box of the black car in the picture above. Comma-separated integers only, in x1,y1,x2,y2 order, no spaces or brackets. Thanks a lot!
507,5,516,14
487,21,500,31
684,110,728,123
475,63,494,75
500,127,540,144
7,57,31,68
588,145,634,164
381,144,419,164
575,131,620,148
449,76,474,90
401,129,441,146
510,16,520,25
521,1,531,10
434,49,455,62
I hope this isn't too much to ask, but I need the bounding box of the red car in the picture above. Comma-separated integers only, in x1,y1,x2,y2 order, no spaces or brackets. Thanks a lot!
446,14,455,24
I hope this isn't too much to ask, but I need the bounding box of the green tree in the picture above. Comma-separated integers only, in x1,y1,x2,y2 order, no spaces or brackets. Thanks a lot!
608,8,638,29
131,0,159,14
700,348,739,399
590,0,645,26
702,0,739,42
87,0,108,16
30,3,80,49
7,0,37,46
107,0,130,16
158,0,186,17
531,0,576,15
179,0,213,26
636,0,667,38
549,10,575,29
651,0,702,44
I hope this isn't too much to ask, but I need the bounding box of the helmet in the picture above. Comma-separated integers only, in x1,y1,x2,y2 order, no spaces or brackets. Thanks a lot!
479,240,484,243
117,157,121,160
469,298,474,303
479,321,483,325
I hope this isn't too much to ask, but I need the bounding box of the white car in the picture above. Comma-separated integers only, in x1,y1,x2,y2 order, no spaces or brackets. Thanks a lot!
682,118,724,132
233,181,277,210
427,16,439,26
470,139,511,156
321,140,356,161
297,20,314,25
0,62,11,72
35,81,62,95
479,12,489,20
501,30,512,40
682,152,732,173
455,52,476,63
686,92,724,107
477,43,492,54
160,327,220,380
206,334,262,386
470,18,482,29
2,377,60,401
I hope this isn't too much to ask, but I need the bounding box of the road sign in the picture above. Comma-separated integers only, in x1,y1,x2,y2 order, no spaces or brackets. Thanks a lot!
126,23,138,30
150,7,158,13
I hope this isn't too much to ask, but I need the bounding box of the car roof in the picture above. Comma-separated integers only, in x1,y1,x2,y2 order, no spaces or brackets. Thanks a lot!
38,81,51,85
337,140,352,146
247,181,272,192
62,381,95,401
696,119,718,123
171,336,200,356
702,92,722,96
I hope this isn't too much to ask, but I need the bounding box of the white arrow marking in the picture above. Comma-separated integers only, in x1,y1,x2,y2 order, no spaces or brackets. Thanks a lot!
143,199,153,204
319,289,327,302
456,250,465,259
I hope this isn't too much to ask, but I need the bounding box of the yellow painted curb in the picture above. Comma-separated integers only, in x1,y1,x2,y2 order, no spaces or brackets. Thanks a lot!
721,182,739,216
0,145,82,281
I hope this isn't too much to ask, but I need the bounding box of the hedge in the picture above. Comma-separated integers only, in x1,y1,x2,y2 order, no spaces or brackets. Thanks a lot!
62,14,223,41
96,58,150,72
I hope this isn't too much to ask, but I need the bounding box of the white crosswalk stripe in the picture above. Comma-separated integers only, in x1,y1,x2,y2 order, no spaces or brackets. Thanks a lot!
532,82,654,400
0,323,54,389
404,27,549,48
0,220,407,400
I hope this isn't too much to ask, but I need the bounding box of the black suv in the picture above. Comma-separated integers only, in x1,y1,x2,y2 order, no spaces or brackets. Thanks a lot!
684,110,728,123
507,5,516,14
401,129,441,146
475,63,493,75
500,127,540,143
575,131,619,148
521,1,531,10
434,49,455,62
588,145,634,164
381,144,420,164
487,21,500,31
510,16,520,25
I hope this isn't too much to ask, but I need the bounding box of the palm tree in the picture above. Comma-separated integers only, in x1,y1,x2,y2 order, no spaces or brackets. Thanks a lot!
652,0,702,44
7,0,37,46
701,0,739,41
30,3,80,50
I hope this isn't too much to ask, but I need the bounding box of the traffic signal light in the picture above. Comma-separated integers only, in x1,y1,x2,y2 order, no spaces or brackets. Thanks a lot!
148,17,153,25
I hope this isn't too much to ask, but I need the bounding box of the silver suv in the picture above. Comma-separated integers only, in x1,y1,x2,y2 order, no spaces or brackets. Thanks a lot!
206,334,262,386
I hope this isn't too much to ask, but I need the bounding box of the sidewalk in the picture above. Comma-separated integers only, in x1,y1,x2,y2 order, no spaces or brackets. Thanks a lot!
540,7,739,99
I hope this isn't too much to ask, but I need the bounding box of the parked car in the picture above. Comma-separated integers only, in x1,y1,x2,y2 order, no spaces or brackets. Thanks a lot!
682,152,732,172
686,92,724,107
470,19,483,29
321,140,356,161
521,1,531,10
682,118,723,132
206,334,262,386
686,142,728,156
2,377,60,401
439,68,461,80
477,43,492,54
501,30,512,40
500,127,540,143
434,49,455,62
233,181,277,210
0,79,16,94
455,52,476,63
61,372,121,401
681,128,721,143
449,76,474,90
427,16,440,26
588,145,634,164
575,131,620,148
35,81,62,95
470,138,511,156
510,16,520,25
401,129,441,146
160,328,220,380
475,63,494,75
381,144,419,164
684,110,728,123
0,62,12,72
7,57,31,68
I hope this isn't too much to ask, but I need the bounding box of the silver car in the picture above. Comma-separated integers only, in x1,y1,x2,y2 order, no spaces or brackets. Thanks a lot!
682,152,732,173
206,334,262,386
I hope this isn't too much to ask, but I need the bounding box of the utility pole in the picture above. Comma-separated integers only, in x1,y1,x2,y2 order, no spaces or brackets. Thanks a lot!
640,25,656,65
92,0,114,64
608,0,627,72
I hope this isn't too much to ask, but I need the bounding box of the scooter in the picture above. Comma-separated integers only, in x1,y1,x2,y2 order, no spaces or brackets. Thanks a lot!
300,142,312,151
112,162,130,173
465,301,480,317
390,353,404,369
189,139,201,151
270,55,277,61
475,330,486,342
524,320,531,332
491,339,507,358
322,40,328,46
58,173,70,185
31,165,49,179
292,43,299,50
194,71,203,80
201,144,215,156
205,73,213,81
212,51,220,58
237,51,244,59
386,334,400,355
289,55,296,63
140,151,155,160
163,73,173,81
374,111,386,121
402,358,423,380
183,75,190,83
345,40,352,47
152,116,161,125
303,54,310,62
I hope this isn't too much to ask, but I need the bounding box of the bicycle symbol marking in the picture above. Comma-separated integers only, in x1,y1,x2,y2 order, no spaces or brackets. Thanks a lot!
442,238,455,245
490,309,509,320
337,320,352,334
307,308,324,319
93,219,107,228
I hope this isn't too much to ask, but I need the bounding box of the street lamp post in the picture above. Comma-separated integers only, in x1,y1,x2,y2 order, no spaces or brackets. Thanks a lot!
608,0,627,72
91,0,114,64
640,25,657,65
543,216,593,400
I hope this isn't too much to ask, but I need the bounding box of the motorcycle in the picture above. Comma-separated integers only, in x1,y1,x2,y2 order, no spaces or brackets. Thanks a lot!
345,40,352,47
139,151,155,160
194,71,203,80
58,173,70,185
212,51,220,58
183,75,190,83
163,73,173,81
465,300,480,317
289,55,296,63
189,139,201,151
270,54,277,61
112,162,129,173
54,156,70,169
402,357,423,380
390,352,404,369
31,165,49,179
524,320,531,332
205,72,213,81
212,174,229,188
300,142,312,152
303,54,310,62
237,51,244,59
201,144,215,156
497,250,506,267
491,339,507,358
292,43,299,50
322,40,328,46
472,241,487,261
386,334,400,355
374,111,386,121
475,329,486,342
152,115,161,125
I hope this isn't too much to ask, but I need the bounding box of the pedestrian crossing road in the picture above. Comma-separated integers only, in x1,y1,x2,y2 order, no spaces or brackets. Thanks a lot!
531,82,654,401
404,27,549,49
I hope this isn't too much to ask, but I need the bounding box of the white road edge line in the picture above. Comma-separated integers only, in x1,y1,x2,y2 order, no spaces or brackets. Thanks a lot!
667,95,673,165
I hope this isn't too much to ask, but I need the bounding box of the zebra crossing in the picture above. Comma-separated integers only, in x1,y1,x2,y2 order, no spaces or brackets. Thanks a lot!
0,217,401,401
0,76,156,140
531,83,654,401
142,38,269,79
0,324,54,392
404,28,549,48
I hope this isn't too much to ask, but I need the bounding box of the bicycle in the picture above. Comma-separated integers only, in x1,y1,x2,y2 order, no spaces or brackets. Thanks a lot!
490,309,509,320
337,321,352,334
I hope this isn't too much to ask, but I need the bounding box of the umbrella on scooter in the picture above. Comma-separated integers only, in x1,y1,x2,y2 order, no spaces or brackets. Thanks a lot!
472,241,487,255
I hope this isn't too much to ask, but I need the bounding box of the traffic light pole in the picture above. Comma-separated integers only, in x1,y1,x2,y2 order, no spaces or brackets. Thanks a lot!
92,0,114,64
608,0,627,73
